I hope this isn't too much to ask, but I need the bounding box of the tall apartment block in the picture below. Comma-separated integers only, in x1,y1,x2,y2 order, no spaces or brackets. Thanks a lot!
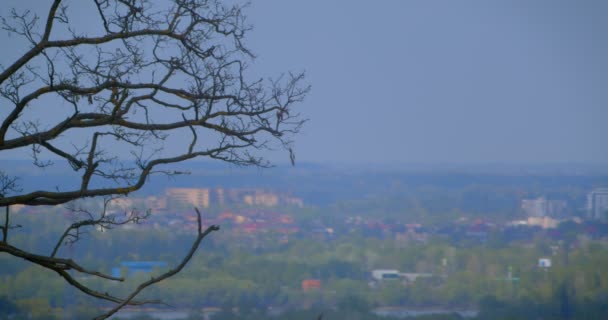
165,188,210,208
521,197,567,217
587,188,608,220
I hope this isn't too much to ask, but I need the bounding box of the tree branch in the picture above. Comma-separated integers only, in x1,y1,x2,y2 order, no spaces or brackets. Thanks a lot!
1,206,8,243
51,198,149,258
94,208,219,320
0,0,306,317
0,142,249,206
0,241,123,281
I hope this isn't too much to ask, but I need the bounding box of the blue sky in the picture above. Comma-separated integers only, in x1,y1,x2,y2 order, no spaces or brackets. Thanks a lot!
1,0,607,165
245,1,608,164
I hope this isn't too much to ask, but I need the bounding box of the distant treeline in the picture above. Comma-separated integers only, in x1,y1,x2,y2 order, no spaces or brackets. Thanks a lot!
2,211,608,319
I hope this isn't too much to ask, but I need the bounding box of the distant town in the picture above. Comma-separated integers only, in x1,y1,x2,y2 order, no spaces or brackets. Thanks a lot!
11,186,608,245
3,165,608,319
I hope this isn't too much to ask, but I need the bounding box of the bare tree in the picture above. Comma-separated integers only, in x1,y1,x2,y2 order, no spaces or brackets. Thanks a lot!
0,0,308,318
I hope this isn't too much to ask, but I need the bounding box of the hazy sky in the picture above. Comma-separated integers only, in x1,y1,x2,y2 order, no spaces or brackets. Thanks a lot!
245,0,608,165
1,1,607,165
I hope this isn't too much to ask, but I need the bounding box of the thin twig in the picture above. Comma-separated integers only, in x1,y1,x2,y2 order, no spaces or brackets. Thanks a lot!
94,208,219,320
1,206,8,243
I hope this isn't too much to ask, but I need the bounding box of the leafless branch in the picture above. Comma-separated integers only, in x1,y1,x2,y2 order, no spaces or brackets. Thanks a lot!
1,206,9,243
0,0,307,317
0,206,218,316
94,208,219,320
51,197,150,258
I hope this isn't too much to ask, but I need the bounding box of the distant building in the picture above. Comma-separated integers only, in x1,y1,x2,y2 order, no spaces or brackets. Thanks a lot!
521,197,567,217
400,273,433,283
522,197,547,217
145,195,167,212
165,188,210,208
546,199,567,216
215,188,225,207
370,270,433,285
302,279,321,291
243,194,254,206
587,188,608,220
108,197,137,213
284,195,304,208
163,187,302,209
371,269,400,281
538,258,552,268
241,191,279,206
527,216,559,229
257,192,279,206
